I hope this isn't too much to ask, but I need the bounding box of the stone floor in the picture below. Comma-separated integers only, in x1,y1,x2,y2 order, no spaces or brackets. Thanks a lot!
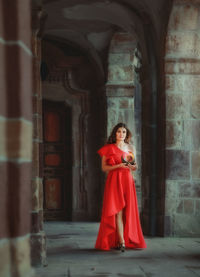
35,222,200,277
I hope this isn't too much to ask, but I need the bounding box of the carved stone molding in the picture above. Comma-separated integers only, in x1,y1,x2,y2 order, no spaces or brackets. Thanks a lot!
32,5,48,38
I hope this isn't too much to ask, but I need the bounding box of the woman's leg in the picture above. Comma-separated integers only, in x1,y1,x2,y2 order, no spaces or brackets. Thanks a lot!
116,210,125,244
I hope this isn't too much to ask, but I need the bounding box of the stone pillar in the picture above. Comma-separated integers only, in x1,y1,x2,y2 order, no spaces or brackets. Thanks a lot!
106,32,142,208
30,6,47,265
165,0,200,236
106,33,136,133
0,0,34,276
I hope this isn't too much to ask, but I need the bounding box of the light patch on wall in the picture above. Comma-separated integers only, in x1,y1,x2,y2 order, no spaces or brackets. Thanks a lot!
87,29,113,51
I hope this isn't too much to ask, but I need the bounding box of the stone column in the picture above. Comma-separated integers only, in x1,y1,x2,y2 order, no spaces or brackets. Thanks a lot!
0,0,34,276
106,32,142,208
165,0,200,236
30,6,47,265
106,33,136,134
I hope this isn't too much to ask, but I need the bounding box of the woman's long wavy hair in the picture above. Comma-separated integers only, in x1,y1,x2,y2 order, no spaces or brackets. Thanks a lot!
107,123,132,144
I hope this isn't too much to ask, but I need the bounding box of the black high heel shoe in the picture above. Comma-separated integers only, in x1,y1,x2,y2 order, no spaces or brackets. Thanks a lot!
117,243,125,252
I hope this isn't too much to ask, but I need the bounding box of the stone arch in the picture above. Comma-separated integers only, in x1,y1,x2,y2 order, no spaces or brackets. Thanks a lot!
165,0,200,236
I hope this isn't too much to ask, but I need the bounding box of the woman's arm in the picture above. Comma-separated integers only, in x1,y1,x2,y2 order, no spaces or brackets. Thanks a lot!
101,156,128,172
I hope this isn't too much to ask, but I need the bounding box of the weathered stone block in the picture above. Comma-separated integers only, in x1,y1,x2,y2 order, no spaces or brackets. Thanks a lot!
168,5,199,31
166,120,183,149
31,232,46,266
165,60,200,75
191,151,200,179
123,109,134,128
165,74,200,92
107,98,118,108
109,32,137,53
177,199,184,213
165,197,177,216
179,182,192,197
191,93,200,118
108,65,134,84
0,239,11,277
11,235,32,277
166,150,190,179
31,210,43,233
4,45,32,120
182,120,192,151
0,119,32,161
166,32,200,59
166,181,199,199
174,214,200,236
192,182,200,197
195,199,200,214
107,108,117,134
108,53,133,65
184,199,194,213
106,86,135,97
166,93,190,120
191,121,200,150
8,162,31,237
119,99,134,109
166,180,179,198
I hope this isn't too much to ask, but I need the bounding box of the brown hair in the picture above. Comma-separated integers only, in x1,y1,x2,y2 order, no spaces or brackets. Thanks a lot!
107,123,132,144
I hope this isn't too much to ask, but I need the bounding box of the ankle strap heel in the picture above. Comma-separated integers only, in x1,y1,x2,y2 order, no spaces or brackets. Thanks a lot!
118,243,125,252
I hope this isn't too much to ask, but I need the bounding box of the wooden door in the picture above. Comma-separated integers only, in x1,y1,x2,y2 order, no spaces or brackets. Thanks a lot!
43,100,72,220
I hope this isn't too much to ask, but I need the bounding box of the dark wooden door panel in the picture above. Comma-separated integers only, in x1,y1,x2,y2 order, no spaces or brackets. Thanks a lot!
43,100,72,221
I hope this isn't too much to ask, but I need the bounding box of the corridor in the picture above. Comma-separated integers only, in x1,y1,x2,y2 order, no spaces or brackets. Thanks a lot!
35,222,200,277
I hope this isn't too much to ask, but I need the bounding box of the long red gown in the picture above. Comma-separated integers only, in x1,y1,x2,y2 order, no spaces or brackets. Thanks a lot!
95,143,147,250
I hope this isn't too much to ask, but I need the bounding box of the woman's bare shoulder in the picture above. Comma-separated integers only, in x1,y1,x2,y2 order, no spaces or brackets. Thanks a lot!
127,143,135,152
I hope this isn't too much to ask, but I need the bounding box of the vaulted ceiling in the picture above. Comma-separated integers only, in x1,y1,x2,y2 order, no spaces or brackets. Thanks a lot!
34,0,172,83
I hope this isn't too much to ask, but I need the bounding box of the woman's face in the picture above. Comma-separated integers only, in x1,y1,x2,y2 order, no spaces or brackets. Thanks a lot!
116,127,127,142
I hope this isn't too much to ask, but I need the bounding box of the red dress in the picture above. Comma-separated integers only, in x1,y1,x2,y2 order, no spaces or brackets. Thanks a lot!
95,144,147,250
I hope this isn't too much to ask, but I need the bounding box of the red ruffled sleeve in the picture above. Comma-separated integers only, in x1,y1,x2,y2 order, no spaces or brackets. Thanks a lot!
97,144,110,157
97,144,117,165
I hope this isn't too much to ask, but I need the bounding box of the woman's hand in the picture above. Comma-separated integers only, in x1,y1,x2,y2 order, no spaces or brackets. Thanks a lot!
127,163,138,171
118,163,129,168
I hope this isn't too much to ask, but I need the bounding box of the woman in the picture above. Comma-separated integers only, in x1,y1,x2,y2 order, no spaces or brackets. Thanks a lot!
95,123,146,252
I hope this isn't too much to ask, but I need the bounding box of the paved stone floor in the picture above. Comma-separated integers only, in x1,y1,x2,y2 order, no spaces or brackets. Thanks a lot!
35,222,200,277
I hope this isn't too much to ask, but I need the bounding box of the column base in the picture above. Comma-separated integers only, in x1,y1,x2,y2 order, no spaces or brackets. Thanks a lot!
30,231,47,267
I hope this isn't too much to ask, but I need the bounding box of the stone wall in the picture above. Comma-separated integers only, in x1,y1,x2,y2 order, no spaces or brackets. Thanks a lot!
0,0,34,276
165,0,200,236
